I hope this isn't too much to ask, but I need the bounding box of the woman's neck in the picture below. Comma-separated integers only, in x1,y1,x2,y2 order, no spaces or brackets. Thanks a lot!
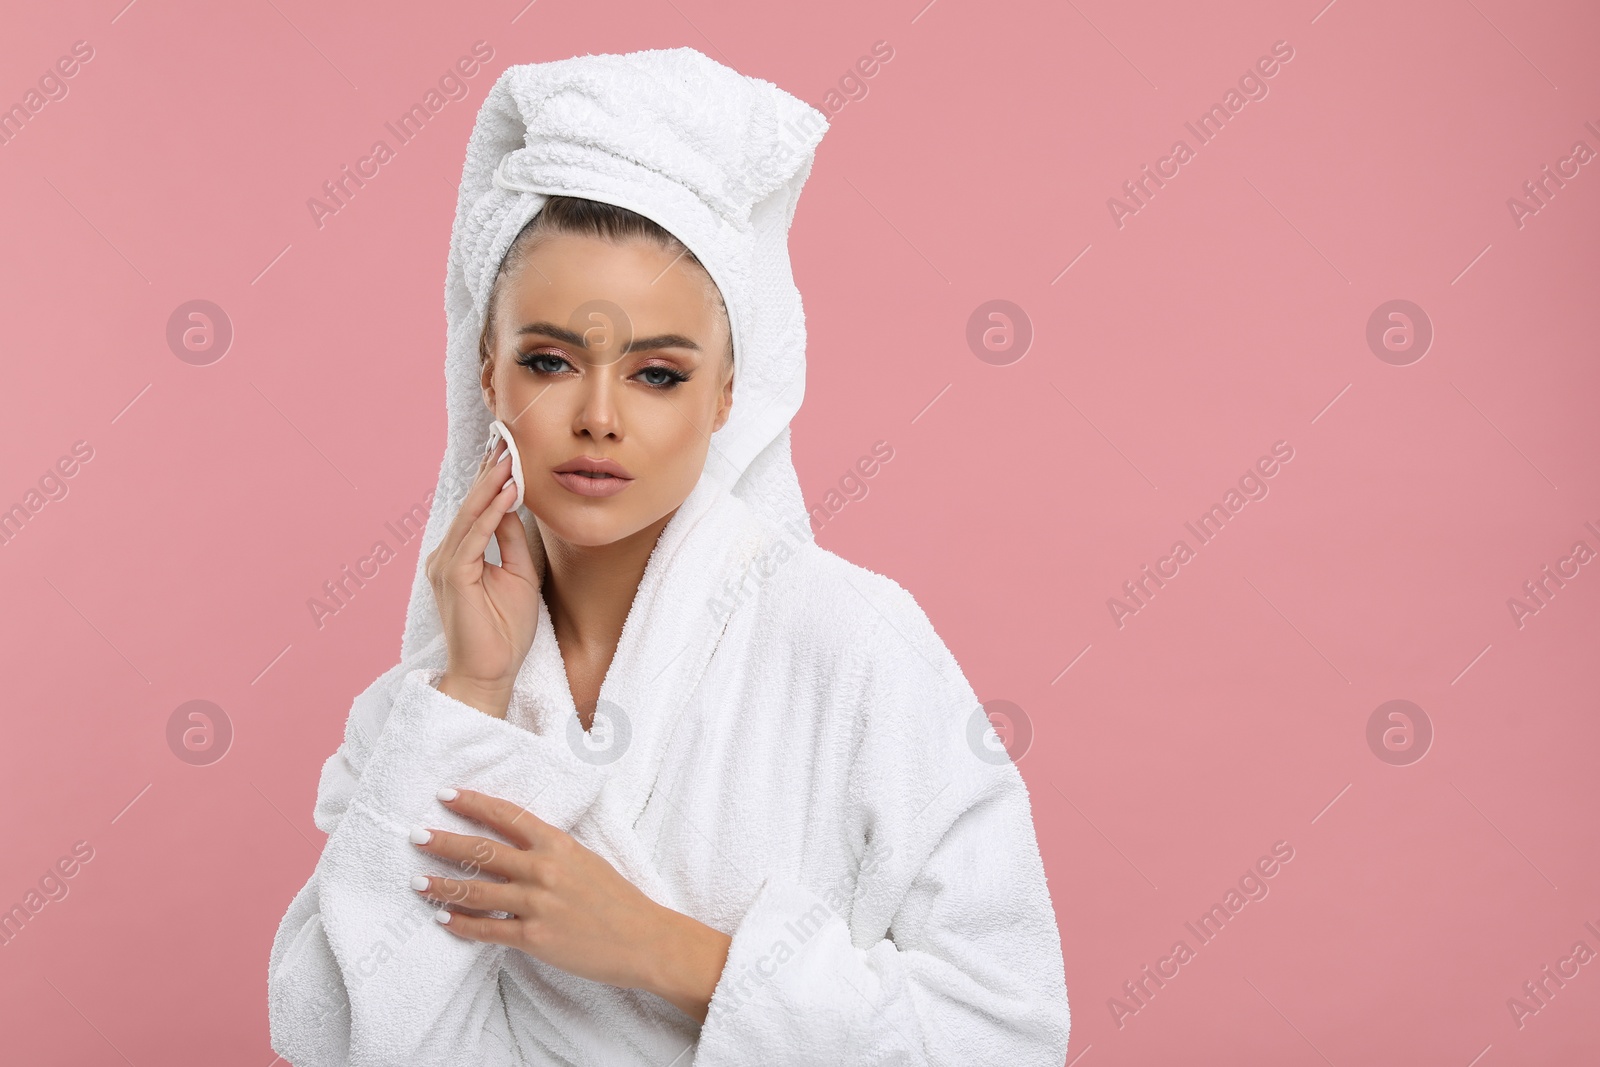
537,508,677,663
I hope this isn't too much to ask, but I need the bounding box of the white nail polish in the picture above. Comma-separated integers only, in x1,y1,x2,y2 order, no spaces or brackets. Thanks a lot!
411,875,431,891
437,787,459,802
409,826,432,844
434,909,452,925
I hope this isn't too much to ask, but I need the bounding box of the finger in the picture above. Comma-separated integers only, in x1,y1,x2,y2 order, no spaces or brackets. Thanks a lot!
427,906,522,947
489,504,536,584
437,900,501,919
428,448,506,583
409,824,526,880
433,449,513,573
448,448,513,560
444,466,519,580
439,788,556,851
412,872,520,916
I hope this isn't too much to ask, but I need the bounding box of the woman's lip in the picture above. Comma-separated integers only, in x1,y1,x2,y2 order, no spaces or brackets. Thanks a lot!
551,470,634,498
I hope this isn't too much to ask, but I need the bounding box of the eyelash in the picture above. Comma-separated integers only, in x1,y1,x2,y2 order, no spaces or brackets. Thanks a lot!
516,350,691,390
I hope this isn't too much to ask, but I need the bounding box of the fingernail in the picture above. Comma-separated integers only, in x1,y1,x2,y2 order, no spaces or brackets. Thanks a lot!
409,826,432,844
501,476,515,493
434,909,452,925
410,875,431,892
437,787,459,802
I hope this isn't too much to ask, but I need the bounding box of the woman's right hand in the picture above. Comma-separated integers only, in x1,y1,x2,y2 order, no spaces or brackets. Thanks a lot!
424,442,540,718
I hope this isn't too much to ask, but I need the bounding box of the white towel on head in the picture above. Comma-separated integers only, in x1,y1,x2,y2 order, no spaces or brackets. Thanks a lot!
267,45,1070,1067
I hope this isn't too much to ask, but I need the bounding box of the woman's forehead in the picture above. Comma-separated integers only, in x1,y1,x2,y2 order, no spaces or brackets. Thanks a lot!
500,236,727,341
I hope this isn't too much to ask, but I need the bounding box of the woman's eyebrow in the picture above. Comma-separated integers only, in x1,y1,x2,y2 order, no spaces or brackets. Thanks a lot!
515,320,702,354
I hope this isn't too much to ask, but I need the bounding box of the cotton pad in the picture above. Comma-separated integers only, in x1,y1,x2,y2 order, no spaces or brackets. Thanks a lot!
484,419,525,509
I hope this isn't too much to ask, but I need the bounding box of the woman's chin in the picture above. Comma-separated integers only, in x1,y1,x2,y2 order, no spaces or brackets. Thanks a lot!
531,503,649,550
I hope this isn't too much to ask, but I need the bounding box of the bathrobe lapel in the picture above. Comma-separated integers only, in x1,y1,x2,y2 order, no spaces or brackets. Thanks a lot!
505,473,771,910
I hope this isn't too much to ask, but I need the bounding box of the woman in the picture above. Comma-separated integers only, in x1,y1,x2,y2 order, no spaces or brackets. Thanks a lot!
267,47,1070,1066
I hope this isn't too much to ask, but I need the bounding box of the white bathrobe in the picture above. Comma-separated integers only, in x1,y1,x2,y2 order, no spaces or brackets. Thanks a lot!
266,47,1070,1067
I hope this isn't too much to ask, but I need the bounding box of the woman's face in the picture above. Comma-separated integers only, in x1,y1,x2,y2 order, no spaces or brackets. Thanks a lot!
480,232,734,551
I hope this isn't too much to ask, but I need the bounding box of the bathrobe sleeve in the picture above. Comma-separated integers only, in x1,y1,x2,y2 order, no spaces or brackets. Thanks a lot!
266,655,602,1067
692,585,1072,1067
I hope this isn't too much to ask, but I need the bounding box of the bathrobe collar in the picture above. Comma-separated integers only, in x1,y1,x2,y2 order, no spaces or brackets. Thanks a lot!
508,474,771,861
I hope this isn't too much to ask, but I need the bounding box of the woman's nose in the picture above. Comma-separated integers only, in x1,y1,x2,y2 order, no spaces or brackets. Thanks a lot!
572,361,622,439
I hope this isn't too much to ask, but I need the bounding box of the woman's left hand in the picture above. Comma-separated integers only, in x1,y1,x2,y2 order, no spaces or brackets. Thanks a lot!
408,788,731,1021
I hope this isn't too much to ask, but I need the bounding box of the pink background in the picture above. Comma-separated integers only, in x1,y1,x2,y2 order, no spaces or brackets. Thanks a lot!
2,0,1597,1063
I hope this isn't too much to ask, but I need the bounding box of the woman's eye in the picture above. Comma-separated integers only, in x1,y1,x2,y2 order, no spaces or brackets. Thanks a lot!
517,350,688,390
518,350,572,374
637,365,689,389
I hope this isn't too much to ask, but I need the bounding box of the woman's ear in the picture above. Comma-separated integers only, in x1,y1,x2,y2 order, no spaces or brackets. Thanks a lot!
479,356,497,416
713,362,734,433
